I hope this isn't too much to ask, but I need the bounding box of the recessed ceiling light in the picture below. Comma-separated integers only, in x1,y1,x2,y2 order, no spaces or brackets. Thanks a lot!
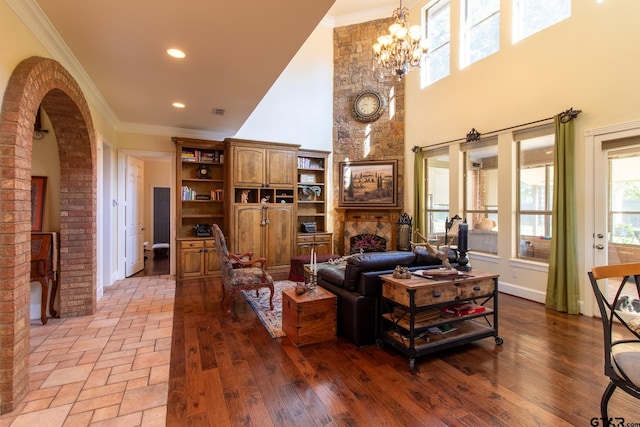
167,48,186,59
172,102,186,109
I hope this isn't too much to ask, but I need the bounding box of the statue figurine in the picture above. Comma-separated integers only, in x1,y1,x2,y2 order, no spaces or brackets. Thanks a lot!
393,265,411,279
241,190,249,203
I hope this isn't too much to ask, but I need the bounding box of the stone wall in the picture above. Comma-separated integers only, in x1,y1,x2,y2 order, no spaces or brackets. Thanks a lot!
333,19,406,251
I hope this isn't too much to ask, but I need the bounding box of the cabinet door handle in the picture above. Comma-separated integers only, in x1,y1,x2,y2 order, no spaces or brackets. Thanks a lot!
432,291,441,298
473,285,481,291
189,243,196,247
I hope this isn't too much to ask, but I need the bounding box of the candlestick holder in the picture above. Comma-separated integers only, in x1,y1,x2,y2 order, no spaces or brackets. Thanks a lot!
306,272,318,294
456,249,472,272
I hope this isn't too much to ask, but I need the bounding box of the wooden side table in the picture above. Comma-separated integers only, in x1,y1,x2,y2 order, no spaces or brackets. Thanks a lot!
379,271,502,370
282,286,337,347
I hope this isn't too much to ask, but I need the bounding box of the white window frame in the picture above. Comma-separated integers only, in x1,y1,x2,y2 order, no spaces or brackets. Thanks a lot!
460,0,500,69
516,127,555,262
421,0,450,87
512,0,571,44
462,138,499,254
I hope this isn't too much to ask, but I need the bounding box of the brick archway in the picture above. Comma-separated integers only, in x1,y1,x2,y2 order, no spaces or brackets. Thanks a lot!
0,56,97,413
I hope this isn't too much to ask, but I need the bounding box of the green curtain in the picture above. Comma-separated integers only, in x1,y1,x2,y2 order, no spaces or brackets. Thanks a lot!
545,115,580,314
414,149,425,238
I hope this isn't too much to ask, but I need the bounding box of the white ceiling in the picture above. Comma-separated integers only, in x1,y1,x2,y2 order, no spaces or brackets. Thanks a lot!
23,0,417,140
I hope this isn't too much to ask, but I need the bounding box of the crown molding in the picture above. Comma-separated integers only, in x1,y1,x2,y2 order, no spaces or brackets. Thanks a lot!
116,121,230,141
6,0,120,129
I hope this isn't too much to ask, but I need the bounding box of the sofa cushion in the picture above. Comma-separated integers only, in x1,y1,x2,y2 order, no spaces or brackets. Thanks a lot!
317,266,346,288
413,246,458,266
344,251,416,291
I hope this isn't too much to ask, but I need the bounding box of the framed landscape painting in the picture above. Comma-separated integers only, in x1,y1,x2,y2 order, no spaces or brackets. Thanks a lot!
339,160,397,207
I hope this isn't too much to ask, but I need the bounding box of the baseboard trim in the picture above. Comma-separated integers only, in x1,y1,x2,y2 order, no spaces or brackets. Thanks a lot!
499,281,546,304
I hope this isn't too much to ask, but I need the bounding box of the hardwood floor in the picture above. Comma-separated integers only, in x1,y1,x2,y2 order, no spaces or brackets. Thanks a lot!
167,278,638,426
132,249,170,277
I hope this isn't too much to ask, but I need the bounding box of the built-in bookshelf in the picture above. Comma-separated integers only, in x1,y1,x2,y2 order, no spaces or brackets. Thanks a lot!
296,149,332,255
173,137,226,280
175,140,226,238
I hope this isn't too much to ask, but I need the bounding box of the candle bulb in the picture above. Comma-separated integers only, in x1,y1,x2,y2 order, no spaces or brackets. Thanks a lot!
458,223,468,253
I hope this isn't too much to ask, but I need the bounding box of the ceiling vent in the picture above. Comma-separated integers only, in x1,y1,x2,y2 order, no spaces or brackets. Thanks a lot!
212,108,225,116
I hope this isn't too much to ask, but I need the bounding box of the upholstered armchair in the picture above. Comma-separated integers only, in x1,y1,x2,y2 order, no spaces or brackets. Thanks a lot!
212,224,274,313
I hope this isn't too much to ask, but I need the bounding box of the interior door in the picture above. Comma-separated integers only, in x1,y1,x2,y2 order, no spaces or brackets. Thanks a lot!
593,130,640,315
125,156,145,277
153,187,170,244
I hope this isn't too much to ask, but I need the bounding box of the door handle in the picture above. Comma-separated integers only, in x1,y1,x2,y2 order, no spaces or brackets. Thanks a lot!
595,244,604,250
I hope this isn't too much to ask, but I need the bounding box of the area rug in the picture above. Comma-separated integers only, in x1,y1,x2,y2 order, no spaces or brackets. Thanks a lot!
241,280,297,338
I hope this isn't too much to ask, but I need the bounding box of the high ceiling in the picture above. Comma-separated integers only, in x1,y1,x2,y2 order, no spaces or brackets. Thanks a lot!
23,0,416,139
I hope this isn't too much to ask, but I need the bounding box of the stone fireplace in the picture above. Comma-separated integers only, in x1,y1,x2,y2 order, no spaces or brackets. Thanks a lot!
336,207,402,255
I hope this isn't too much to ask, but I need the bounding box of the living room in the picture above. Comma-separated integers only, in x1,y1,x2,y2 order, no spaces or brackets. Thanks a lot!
1,0,640,423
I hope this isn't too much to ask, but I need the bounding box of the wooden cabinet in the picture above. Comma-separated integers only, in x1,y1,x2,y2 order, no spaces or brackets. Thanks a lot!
233,204,294,270
296,232,333,256
177,238,220,279
230,142,297,188
296,150,332,255
225,138,299,277
173,137,226,279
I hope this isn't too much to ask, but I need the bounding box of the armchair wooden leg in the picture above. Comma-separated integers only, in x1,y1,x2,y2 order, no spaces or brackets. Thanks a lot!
222,288,234,314
267,285,274,311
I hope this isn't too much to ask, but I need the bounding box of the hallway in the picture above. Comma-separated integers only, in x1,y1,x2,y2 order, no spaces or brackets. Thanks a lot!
0,275,174,426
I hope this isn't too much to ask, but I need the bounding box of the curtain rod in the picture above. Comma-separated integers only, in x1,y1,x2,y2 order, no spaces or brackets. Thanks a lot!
412,107,582,153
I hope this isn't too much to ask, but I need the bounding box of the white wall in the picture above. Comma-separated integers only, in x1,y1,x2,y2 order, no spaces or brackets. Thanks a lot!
235,20,334,152
403,0,640,311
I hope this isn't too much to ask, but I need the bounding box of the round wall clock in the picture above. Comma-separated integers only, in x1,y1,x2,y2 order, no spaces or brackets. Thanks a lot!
352,90,386,122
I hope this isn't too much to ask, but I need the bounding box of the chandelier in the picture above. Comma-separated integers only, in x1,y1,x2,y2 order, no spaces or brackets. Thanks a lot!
373,0,428,79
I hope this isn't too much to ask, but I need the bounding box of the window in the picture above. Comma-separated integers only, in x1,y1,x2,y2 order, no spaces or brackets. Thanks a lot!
513,0,571,43
461,0,500,68
609,154,640,246
463,142,498,254
517,133,554,261
422,0,450,87
425,149,450,240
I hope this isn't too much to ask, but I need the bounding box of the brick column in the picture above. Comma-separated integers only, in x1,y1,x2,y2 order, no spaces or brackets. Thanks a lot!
0,56,96,413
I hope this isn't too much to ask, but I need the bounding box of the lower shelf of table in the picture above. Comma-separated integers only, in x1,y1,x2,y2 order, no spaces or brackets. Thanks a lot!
381,319,496,354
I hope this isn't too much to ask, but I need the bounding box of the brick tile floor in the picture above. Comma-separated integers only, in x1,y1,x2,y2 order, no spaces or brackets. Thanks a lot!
0,275,175,427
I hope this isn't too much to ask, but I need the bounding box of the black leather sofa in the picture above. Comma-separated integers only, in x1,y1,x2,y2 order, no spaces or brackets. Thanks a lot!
317,248,458,346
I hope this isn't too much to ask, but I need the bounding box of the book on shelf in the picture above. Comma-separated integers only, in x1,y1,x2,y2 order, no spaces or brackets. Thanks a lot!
427,324,457,335
182,149,223,163
442,303,486,317
210,189,223,201
297,157,323,169
182,186,196,200
181,150,196,162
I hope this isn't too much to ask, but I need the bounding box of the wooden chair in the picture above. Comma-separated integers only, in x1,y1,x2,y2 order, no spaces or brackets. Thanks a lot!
212,224,274,313
588,262,640,421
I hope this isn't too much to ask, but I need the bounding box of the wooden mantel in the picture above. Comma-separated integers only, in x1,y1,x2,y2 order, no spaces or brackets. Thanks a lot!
336,207,403,254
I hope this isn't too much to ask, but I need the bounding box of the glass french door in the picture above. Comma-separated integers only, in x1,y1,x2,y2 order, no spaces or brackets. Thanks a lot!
594,135,640,317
